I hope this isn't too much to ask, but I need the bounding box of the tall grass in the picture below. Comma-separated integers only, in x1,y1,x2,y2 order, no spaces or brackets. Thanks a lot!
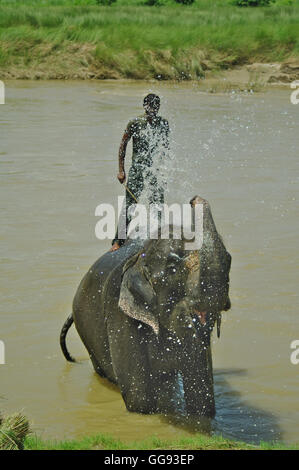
0,0,298,79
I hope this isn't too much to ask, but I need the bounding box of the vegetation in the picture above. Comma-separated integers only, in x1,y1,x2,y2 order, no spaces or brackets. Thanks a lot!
0,413,30,450
23,431,299,450
96,0,117,5
0,411,298,450
174,0,195,5
233,0,274,6
0,0,298,79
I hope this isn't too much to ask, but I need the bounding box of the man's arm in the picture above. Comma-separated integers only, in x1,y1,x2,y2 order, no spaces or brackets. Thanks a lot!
117,128,131,184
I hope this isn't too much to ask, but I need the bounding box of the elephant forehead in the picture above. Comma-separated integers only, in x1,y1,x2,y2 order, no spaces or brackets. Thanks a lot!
147,237,184,255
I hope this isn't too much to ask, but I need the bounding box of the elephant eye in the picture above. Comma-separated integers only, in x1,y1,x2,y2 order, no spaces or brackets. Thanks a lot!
166,252,182,273
167,263,178,274
168,252,182,263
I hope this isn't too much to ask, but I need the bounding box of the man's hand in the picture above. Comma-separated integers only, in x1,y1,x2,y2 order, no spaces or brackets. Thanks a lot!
117,171,126,184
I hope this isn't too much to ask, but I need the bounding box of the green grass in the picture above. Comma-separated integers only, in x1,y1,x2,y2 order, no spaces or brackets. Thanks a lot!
0,0,298,79
23,431,299,450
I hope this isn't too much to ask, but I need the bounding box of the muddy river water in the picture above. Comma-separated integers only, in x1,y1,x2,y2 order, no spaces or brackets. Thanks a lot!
1,81,298,444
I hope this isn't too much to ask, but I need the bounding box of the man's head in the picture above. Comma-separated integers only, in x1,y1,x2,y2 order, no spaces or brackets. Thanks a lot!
143,93,160,116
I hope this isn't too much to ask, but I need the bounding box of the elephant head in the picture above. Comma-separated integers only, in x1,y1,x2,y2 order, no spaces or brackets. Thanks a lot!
119,195,231,341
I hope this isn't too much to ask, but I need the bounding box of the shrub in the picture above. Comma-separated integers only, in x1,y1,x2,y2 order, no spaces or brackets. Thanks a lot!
174,0,195,5
96,0,117,5
233,0,275,6
144,0,161,5
0,413,30,450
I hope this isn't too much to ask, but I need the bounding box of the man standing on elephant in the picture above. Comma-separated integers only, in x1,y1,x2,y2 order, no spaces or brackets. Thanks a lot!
110,93,170,252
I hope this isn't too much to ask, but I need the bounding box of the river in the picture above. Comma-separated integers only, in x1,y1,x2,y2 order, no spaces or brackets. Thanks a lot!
1,80,298,444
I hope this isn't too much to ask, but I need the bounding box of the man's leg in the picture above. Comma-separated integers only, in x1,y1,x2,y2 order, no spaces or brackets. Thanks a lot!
110,189,138,251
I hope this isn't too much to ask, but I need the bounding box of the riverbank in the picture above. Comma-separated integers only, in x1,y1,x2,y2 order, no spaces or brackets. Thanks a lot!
24,432,299,450
1,413,298,450
0,1,298,84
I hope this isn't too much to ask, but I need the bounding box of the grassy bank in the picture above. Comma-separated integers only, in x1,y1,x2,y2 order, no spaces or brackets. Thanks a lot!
23,432,299,450
1,413,298,450
0,0,298,80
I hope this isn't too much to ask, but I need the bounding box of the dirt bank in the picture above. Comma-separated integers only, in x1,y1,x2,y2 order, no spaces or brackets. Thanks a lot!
1,40,298,89
202,60,299,91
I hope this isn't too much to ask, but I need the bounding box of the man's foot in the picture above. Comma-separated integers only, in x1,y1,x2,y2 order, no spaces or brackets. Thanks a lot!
109,242,121,252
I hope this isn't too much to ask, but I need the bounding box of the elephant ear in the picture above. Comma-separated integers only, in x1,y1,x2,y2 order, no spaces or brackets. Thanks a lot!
119,253,159,335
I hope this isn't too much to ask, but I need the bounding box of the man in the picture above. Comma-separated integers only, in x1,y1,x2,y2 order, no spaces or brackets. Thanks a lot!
110,94,170,251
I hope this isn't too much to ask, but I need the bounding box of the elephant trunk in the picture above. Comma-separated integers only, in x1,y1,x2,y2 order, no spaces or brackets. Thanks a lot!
188,196,231,313
181,340,215,417
168,305,215,417
199,243,231,312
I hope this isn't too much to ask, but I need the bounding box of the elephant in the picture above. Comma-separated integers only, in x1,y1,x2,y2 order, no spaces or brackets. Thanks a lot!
60,196,231,417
